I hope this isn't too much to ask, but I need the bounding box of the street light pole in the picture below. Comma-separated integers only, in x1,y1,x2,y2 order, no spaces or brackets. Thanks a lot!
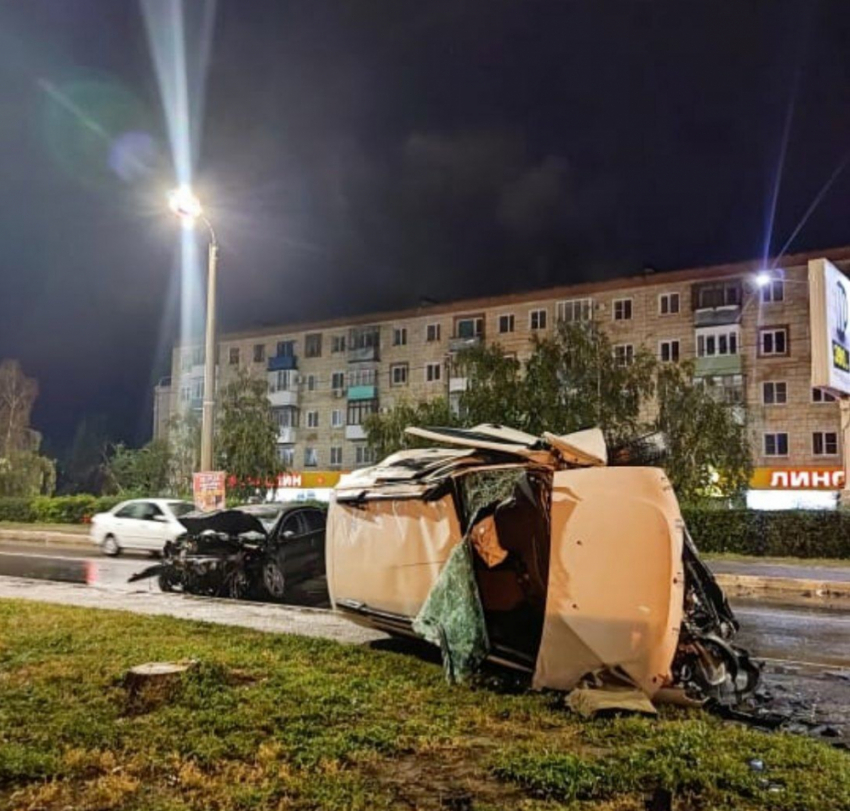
200,221,218,472
169,186,218,472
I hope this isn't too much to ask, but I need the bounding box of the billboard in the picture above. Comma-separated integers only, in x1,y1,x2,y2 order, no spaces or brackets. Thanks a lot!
193,471,226,512
809,258,850,395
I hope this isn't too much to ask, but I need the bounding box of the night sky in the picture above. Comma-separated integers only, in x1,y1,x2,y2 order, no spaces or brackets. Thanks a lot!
3,1,850,451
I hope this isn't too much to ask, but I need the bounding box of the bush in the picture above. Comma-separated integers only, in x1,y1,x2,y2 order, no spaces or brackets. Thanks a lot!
0,495,127,525
683,508,850,559
0,497,36,522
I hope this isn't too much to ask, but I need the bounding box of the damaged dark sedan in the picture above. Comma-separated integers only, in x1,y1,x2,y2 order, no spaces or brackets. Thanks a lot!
130,503,326,602
327,424,760,710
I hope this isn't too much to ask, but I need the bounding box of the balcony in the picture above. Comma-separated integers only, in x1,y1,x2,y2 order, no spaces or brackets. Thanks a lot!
449,377,468,393
449,334,483,353
268,354,298,372
694,355,743,377
268,387,298,407
693,306,741,328
345,424,367,441
276,427,296,444
348,384,377,401
348,345,380,363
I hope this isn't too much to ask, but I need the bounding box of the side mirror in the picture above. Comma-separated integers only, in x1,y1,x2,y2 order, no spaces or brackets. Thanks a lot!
282,530,295,539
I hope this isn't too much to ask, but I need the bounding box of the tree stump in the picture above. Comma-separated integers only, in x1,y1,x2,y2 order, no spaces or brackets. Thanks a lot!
123,661,196,714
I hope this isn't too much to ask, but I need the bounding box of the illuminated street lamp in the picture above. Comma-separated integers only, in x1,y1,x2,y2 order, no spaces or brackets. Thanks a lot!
169,185,218,473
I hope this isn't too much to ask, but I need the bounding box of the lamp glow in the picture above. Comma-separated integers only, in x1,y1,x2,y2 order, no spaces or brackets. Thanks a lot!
168,185,203,221
755,271,772,288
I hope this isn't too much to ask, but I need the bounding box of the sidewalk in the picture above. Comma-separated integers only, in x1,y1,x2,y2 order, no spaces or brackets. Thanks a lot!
0,524,89,546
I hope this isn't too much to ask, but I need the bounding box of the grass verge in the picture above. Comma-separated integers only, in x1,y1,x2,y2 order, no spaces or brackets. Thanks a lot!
0,599,847,810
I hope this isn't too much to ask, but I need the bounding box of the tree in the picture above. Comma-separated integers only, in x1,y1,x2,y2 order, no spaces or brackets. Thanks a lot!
167,411,201,496
363,396,459,458
0,359,55,497
0,359,38,455
655,362,752,504
365,325,751,504
105,439,172,496
61,415,111,494
215,369,280,500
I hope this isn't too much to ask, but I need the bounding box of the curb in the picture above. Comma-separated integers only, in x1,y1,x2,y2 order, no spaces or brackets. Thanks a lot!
715,572,850,603
0,529,91,547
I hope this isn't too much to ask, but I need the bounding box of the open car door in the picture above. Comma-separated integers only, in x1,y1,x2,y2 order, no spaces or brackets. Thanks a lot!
533,466,685,697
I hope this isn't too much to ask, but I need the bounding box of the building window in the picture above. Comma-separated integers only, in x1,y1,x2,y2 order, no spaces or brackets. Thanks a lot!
306,410,319,429
348,368,376,387
347,399,377,425
613,298,633,321
426,323,441,342
659,292,680,315
813,388,838,403
659,340,680,363
181,354,192,372
694,280,742,309
272,406,298,428
229,347,240,365
761,278,785,303
498,314,515,333
330,446,343,466
455,317,483,339
349,326,380,351
355,445,376,466
304,447,318,467
331,335,346,353
180,386,191,403
331,371,345,392
276,340,295,358
759,327,788,357
393,327,408,346
764,432,789,457
391,363,409,386
762,381,787,405
697,374,744,405
813,432,838,456
557,299,593,323
426,362,442,382
269,369,295,393
696,327,739,357
253,344,266,363
305,333,322,358
278,446,294,466
306,374,316,391
191,346,204,366
614,344,634,366
529,309,548,330
331,409,344,428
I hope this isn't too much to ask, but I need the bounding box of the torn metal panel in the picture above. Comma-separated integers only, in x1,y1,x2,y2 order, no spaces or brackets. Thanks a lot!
542,428,608,466
533,468,684,696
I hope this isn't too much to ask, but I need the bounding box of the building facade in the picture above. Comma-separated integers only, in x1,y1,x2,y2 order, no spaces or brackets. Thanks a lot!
155,246,850,505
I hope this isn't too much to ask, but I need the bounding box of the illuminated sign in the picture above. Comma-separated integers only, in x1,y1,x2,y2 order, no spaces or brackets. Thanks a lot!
810,258,850,395
750,467,843,490
276,470,346,489
193,471,226,511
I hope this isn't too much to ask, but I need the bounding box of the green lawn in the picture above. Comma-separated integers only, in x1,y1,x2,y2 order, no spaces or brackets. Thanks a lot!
0,600,847,811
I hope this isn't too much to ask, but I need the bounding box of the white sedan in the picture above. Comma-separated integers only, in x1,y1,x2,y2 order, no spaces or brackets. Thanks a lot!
90,499,196,556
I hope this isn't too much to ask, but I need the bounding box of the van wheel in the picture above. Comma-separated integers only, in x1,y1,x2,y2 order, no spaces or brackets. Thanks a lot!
102,535,120,556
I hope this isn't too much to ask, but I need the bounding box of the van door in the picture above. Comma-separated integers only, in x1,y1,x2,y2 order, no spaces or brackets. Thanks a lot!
532,466,685,697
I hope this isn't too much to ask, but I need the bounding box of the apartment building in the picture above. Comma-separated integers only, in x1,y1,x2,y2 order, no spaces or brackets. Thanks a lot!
156,245,850,506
